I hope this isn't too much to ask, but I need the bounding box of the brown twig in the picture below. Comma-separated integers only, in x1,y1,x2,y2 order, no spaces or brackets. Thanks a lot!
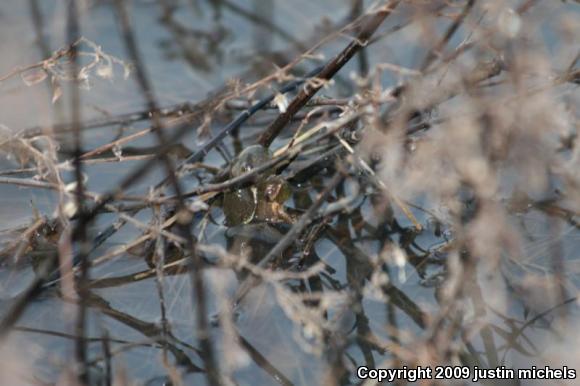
235,170,344,304
66,0,90,382
420,0,476,72
113,1,221,384
257,1,401,148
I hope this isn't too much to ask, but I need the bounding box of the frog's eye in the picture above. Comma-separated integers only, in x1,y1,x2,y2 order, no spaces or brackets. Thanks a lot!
264,183,281,201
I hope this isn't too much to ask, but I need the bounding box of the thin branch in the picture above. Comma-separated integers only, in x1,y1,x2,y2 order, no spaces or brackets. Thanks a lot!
258,1,401,148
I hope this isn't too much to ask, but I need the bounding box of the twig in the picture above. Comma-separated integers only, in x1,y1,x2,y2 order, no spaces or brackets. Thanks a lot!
235,171,344,304
214,0,307,52
158,65,325,188
257,1,401,148
0,251,57,339
420,0,476,72
80,126,153,159
0,176,59,190
64,0,90,383
113,1,221,384
334,133,422,230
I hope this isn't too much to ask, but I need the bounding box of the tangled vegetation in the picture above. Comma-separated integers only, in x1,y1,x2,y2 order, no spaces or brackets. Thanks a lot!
0,1,578,385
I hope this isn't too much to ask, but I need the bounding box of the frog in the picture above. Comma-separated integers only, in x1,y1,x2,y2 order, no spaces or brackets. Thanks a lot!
223,145,293,226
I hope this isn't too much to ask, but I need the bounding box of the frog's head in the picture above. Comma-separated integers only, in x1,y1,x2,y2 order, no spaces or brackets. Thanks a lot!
230,145,272,178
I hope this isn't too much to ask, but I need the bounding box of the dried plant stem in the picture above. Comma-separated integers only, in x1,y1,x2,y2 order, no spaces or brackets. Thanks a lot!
258,1,401,148
80,127,153,159
158,65,324,188
420,0,476,72
334,134,422,230
114,0,220,382
62,0,91,382
235,171,344,304
0,176,59,190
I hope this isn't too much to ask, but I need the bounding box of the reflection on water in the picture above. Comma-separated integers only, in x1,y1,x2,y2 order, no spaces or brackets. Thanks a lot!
0,1,579,385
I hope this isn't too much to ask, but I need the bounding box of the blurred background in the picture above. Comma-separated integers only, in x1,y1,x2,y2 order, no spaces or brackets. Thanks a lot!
0,1,579,385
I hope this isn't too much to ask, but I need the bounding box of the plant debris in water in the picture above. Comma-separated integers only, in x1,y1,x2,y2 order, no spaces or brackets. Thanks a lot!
0,1,579,385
